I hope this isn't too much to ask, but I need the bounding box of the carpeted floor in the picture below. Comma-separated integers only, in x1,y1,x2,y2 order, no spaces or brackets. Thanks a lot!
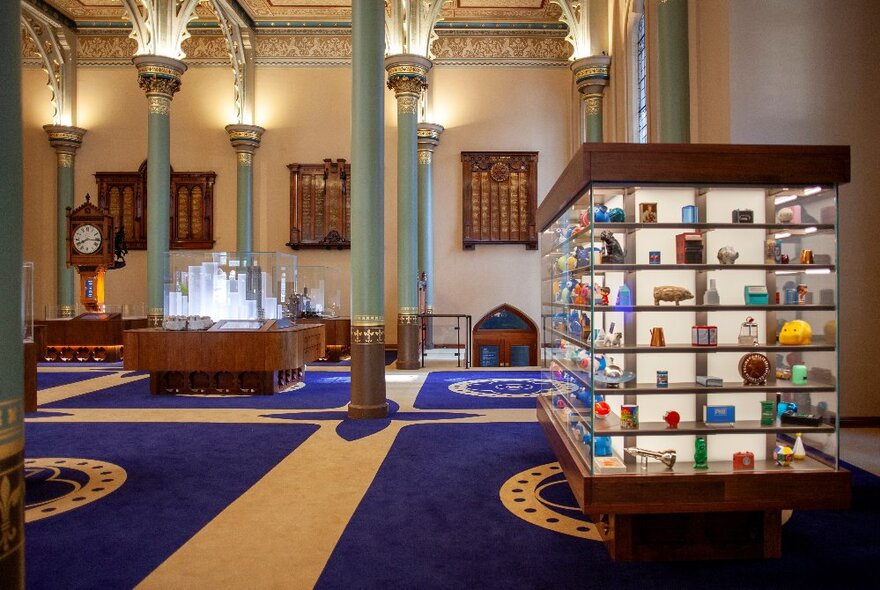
413,370,578,409
36,370,118,389
308,349,398,367
22,365,880,588
40,371,353,410
318,423,879,590
24,421,318,589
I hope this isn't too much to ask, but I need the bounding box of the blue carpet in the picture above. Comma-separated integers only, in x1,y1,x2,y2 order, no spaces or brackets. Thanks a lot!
308,349,398,367
413,371,570,409
37,371,117,390
25,421,318,589
41,371,353,410
318,422,879,589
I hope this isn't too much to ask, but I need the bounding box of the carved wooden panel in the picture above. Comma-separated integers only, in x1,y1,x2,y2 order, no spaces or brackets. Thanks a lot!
95,161,216,250
461,151,538,250
287,159,351,249
171,172,216,249
95,171,144,249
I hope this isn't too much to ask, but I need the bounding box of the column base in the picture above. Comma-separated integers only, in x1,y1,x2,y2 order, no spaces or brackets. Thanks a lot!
396,319,420,369
349,339,388,419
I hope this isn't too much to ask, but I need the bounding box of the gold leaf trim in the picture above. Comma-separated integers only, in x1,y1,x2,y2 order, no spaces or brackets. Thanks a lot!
352,326,385,344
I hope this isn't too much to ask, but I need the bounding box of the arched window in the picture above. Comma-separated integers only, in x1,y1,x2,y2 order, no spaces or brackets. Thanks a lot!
628,0,648,143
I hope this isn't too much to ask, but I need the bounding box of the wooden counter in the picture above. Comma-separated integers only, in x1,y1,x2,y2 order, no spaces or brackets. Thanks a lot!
299,317,350,361
36,313,149,362
124,320,325,395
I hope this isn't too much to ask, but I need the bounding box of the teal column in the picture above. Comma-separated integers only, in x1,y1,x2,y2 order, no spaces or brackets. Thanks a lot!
44,125,86,317
0,1,25,585
349,0,387,419
417,123,444,314
386,54,431,371
572,56,612,143
656,0,690,142
133,56,186,326
225,124,266,252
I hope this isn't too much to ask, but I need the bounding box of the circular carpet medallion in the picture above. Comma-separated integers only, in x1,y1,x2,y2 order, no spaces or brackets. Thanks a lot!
500,462,601,541
448,378,578,399
24,458,127,522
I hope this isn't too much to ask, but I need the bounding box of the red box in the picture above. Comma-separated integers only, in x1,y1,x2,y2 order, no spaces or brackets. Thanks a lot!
675,232,704,264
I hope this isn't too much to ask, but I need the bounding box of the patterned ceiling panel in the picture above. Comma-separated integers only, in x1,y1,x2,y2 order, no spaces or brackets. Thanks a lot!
39,0,560,25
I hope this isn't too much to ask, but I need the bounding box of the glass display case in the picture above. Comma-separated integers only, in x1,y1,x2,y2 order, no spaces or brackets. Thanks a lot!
537,144,850,560
296,265,341,318
164,251,296,322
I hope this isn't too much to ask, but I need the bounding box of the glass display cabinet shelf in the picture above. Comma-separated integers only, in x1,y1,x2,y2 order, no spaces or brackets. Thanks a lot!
537,143,850,561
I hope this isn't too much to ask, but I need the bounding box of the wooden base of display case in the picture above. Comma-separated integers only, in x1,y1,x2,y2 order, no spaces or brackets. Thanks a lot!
537,396,850,561
299,317,350,361
123,321,325,395
36,314,148,362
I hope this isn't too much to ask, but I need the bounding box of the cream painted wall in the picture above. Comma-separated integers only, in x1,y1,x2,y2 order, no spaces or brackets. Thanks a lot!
723,0,880,417
21,63,572,344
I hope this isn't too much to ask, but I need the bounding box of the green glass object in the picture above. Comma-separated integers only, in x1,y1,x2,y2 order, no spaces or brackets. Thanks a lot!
694,436,709,470
608,207,626,222
760,400,775,425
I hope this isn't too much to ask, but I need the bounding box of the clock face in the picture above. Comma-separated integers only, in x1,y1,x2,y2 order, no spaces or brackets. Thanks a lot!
73,224,102,255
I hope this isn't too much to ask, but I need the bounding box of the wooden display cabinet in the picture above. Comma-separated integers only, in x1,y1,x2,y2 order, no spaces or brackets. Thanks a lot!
538,143,850,560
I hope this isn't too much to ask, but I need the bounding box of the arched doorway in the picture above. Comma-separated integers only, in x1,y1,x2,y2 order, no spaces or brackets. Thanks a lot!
472,304,538,367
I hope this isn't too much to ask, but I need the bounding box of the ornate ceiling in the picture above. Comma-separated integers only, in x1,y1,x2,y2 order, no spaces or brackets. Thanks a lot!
39,0,562,25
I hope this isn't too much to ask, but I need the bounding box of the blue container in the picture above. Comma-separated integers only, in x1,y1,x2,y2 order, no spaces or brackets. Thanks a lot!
682,205,698,223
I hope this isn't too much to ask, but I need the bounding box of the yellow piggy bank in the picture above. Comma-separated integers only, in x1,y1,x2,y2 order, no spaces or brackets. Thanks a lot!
778,320,813,345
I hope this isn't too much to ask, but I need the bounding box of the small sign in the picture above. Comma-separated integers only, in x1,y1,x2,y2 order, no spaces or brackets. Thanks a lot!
479,345,500,367
84,278,95,300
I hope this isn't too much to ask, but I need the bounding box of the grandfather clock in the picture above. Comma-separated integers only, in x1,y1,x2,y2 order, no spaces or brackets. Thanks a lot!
66,194,115,312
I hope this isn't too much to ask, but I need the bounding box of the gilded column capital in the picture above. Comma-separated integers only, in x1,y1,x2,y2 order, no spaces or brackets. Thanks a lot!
571,55,612,97
225,124,266,155
43,125,86,155
133,55,187,101
417,122,444,154
385,54,432,99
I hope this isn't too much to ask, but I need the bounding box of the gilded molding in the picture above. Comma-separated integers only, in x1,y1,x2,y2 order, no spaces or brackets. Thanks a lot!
418,151,432,165
134,57,186,99
584,95,603,116
397,95,419,114
399,306,419,315
237,152,253,166
385,56,431,98
58,153,74,168
148,96,170,115
352,315,384,326
398,314,419,326
147,309,164,328
352,326,385,345
387,76,428,97
44,125,86,155
417,122,444,152
46,31,570,69
226,124,265,153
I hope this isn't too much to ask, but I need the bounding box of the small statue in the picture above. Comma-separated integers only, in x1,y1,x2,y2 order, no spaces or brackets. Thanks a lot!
694,436,709,470
599,230,625,263
717,246,739,265
112,226,128,269
653,285,694,306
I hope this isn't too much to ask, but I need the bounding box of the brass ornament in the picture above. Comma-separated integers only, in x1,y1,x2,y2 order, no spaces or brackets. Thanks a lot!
398,313,419,326
398,95,419,114
352,314,384,326
147,309,164,328
584,95,603,116
237,152,253,166
147,95,170,115
490,162,510,182
58,153,74,168
352,326,385,344
418,150,432,165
